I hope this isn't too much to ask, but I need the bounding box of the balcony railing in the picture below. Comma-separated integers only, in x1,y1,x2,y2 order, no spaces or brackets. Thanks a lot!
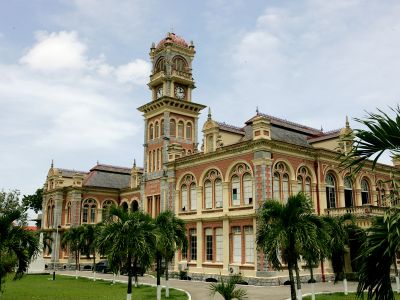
172,70,191,79
325,204,388,218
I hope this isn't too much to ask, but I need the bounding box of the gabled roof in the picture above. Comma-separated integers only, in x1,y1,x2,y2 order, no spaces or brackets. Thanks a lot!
83,164,131,189
216,121,245,135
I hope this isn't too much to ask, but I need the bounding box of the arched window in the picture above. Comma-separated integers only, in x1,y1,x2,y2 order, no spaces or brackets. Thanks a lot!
178,121,184,138
344,177,353,207
376,181,385,206
203,169,223,209
149,124,154,140
160,119,164,136
121,202,128,212
273,162,291,203
153,150,156,171
180,174,197,211
326,173,337,209
155,122,159,139
243,173,253,205
186,123,192,140
181,185,188,211
190,183,197,210
207,135,214,152
297,166,312,199
230,163,253,206
47,199,55,228
66,201,71,225
131,200,139,212
155,57,165,73
204,181,212,209
102,200,114,220
156,148,160,170
361,179,370,205
170,119,176,137
172,56,187,72
148,151,152,173
82,198,97,224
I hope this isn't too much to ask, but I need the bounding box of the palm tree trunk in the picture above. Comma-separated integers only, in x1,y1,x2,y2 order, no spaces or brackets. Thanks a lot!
294,260,302,300
342,264,348,296
133,257,138,288
165,261,170,298
156,253,162,300
127,254,132,300
92,250,96,281
308,260,315,300
394,257,399,293
75,250,79,279
288,260,297,300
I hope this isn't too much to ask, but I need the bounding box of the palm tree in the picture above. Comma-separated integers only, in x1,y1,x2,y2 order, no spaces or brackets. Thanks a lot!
341,106,400,174
209,274,247,300
80,223,103,281
357,208,400,300
154,211,187,299
257,193,320,300
98,207,157,300
61,226,84,279
0,210,39,296
322,213,356,295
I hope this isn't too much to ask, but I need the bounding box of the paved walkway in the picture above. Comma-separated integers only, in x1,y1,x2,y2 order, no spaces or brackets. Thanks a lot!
60,270,361,300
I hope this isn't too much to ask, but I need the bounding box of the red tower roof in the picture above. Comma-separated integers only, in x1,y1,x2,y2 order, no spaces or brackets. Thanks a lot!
156,32,189,49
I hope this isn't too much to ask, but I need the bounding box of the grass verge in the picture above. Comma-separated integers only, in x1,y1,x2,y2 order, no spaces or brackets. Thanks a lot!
1,274,188,300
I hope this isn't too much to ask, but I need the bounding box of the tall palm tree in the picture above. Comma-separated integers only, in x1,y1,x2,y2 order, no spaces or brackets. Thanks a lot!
0,210,39,296
98,207,157,300
322,214,351,294
61,226,84,279
357,208,400,300
257,193,320,300
209,274,247,300
341,106,400,174
154,211,187,299
80,223,103,281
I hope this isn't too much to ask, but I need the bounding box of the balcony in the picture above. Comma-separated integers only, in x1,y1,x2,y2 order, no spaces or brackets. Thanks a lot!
325,204,388,218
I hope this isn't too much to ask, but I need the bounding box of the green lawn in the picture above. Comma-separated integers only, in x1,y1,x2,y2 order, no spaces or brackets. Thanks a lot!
1,274,188,300
304,292,400,299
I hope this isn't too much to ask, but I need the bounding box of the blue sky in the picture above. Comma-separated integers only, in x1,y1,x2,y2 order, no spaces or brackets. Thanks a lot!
1,0,399,207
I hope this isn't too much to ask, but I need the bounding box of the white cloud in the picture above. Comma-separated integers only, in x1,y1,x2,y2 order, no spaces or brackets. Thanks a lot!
115,59,150,84
20,31,87,71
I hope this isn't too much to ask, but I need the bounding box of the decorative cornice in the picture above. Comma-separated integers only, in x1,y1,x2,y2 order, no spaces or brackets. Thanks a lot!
137,96,206,114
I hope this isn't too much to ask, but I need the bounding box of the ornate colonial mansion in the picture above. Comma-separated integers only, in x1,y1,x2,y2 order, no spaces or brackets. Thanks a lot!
42,32,398,284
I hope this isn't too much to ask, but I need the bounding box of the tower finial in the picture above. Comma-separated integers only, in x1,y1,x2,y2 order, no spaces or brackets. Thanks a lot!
320,125,324,132
51,159,54,168
97,160,99,165
133,158,136,168
345,115,350,128
256,106,259,115
208,107,212,120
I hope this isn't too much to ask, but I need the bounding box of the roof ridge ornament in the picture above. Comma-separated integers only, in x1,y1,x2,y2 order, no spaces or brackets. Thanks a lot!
208,107,212,120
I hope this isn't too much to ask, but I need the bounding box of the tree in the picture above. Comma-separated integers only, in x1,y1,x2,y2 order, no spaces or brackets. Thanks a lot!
0,190,28,226
257,193,320,300
341,106,400,174
80,224,103,281
154,211,187,299
98,207,157,300
357,209,400,300
209,274,247,300
0,210,39,296
22,188,43,214
61,226,84,279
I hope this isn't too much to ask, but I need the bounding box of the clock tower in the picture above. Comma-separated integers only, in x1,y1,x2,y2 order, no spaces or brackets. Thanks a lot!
137,32,206,216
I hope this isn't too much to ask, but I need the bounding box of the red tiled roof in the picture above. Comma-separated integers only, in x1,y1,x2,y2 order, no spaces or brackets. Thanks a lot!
156,32,189,49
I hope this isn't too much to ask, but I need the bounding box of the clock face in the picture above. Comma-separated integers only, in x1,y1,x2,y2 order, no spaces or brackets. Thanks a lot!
156,87,163,98
174,86,185,100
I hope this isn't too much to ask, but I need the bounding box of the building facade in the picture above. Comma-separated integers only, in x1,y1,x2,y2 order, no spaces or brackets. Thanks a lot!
42,32,398,283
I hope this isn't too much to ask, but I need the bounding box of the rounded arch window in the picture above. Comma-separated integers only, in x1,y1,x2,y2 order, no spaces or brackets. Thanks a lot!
66,201,72,225
82,198,97,224
155,121,159,139
273,162,291,203
180,174,197,211
149,124,154,140
178,121,184,138
47,199,55,228
361,179,370,205
230,163,253,206
202,169,223,209
121,202,128,212
344,177,353,208
297,166,312,198
160,119,164,136
131,200,139,212
172,56,187,72
325,173,336,209
102,200,115,220
155,57,165,73
170,119,176,137
186,123,192,140
376,181,386,206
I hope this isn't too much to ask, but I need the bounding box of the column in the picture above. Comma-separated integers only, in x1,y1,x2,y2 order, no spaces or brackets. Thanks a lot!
196,221,203,268
222,218,230,273
222,182,229,213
